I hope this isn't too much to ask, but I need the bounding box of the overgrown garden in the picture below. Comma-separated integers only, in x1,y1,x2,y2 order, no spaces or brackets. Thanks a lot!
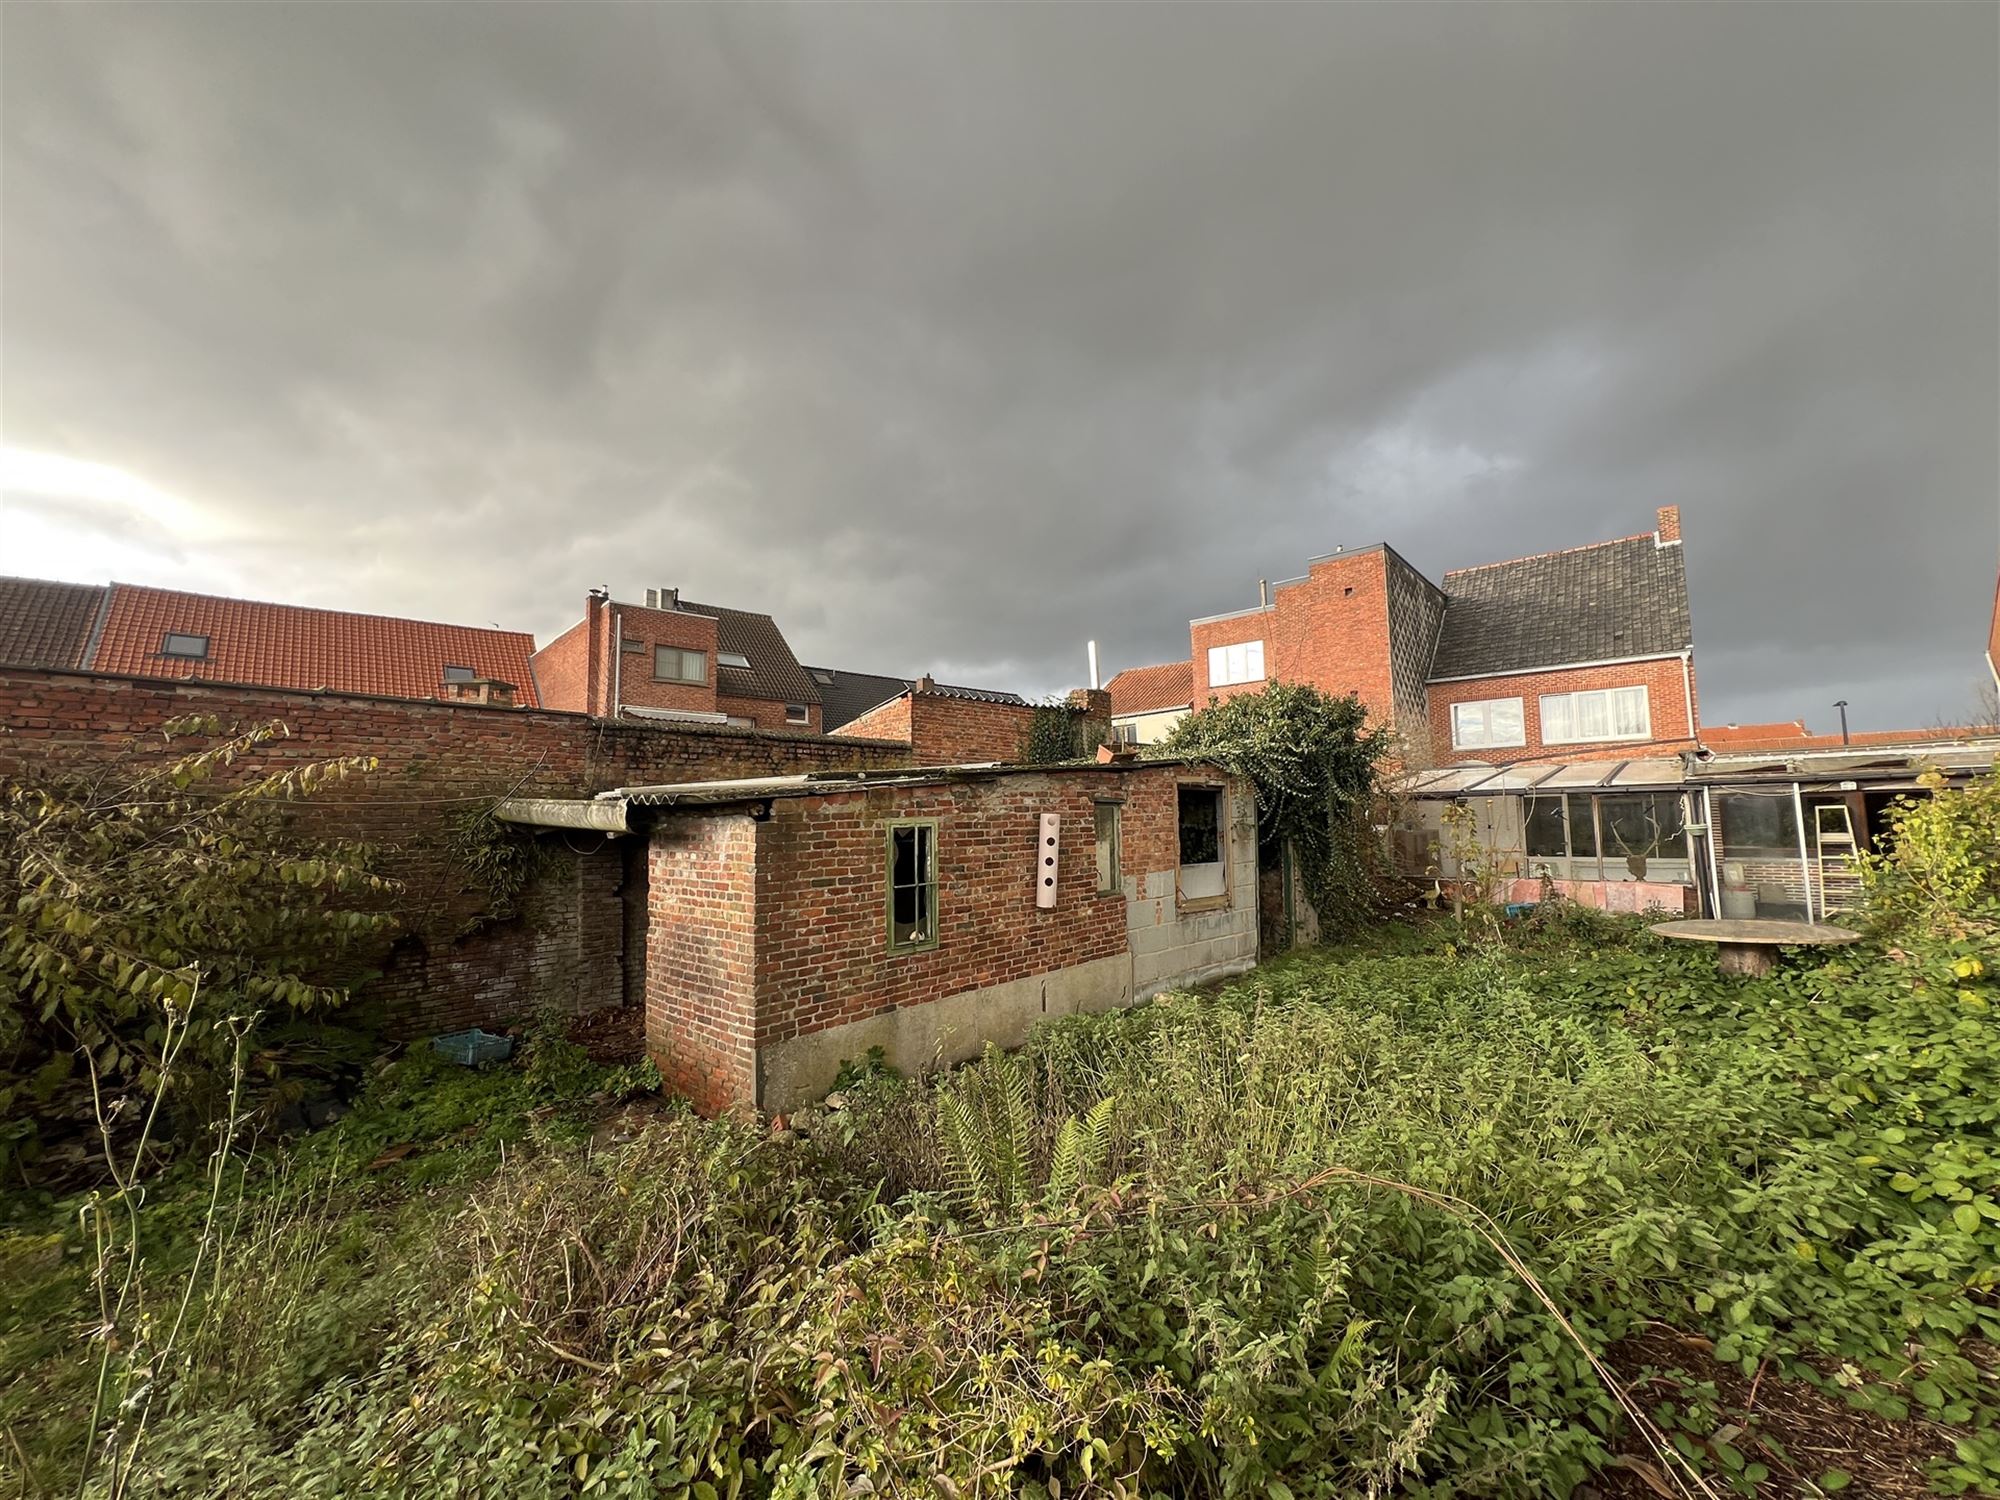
3,721,1998,1497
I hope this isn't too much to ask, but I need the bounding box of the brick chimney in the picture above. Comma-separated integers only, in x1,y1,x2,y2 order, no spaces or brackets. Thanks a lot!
915,673,937,693
1656,506,1682,545
1066,686,1114,751
443,677,518,708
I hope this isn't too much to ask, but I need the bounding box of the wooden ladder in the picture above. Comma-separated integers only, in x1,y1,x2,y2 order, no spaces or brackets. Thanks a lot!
1814,803,1857,914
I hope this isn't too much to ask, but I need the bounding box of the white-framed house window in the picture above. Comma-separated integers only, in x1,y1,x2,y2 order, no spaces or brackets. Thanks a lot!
1540,686,1651,744
784,704,810,725
1450,697,1525,750
1206,641,1265,688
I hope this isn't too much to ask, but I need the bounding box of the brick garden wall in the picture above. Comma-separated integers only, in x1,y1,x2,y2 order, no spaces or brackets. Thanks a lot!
829,693,913,746
0,666,908,1034
1424,656,1698,766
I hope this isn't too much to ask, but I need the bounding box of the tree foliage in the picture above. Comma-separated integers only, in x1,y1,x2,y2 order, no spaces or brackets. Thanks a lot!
1150,680,1390,937
1858,765,2000,942
0,717,398,1180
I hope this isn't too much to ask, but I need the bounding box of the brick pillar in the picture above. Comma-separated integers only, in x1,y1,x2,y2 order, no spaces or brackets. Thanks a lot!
1656,506,1682,544
1067,687,1114,753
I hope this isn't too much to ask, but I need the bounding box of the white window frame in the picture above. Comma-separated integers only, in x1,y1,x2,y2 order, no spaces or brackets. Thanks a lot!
1206,640,1265,688
1539,685,1652,745
784,703,809,725
160,632,210,660
1450,696,1526,750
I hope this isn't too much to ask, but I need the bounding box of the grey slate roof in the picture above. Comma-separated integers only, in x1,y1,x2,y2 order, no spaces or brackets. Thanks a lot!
1428,535,1691,680
672,598,819,707
0,577,107,669
806,666,1029,732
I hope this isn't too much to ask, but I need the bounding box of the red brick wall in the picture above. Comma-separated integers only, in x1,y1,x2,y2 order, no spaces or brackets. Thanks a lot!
1189,552,1404,734
0,666,909,1035
1425,656,1698,765
1987,571,2000,691
643,764,1222,1113
645,814,760,1111
528,616,592,713
908,694,1036,763
607,602,722,716
829,693,913,745
1189,611,1274,708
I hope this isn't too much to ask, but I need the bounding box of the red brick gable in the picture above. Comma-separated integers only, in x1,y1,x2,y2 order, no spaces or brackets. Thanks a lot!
89,583,540,706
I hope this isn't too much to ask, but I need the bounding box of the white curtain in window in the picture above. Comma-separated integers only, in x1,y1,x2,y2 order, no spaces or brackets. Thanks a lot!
1207,641,1265,687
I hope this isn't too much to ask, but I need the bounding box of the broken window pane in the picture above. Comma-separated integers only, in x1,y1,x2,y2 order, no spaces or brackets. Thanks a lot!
888,822,936,950
1177,786,1222,867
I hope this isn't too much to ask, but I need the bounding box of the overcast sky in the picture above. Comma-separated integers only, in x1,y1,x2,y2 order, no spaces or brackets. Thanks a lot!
3,5,1995,730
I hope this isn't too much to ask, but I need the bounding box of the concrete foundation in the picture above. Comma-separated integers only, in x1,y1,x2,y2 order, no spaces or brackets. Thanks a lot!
755,951,1134,1110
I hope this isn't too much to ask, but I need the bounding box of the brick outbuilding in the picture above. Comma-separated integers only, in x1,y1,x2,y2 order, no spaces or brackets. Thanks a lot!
511,760,1258,1114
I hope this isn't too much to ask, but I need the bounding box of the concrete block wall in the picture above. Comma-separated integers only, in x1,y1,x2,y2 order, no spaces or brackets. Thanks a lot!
1123,781,1259,996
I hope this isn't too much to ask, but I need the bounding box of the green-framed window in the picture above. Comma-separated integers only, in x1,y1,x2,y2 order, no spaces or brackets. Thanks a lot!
1094,800,1123,895
886,818,939,953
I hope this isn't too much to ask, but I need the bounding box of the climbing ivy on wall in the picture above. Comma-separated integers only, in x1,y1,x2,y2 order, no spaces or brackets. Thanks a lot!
1021,702,1088,765
441,805,555,936
1150,681,1389,938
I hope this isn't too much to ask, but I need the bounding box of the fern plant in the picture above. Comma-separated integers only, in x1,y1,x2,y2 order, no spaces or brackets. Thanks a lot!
937,1043,1116,1218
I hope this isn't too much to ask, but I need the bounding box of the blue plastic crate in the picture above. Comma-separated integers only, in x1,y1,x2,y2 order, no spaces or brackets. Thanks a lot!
431,1028,515,1067
1503,902,1540,920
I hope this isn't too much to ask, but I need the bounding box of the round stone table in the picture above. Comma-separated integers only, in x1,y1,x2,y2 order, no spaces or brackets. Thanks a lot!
1649,918,1862,977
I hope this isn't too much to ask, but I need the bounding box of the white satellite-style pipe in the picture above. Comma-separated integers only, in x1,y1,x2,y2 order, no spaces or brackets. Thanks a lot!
1087,639,1100,690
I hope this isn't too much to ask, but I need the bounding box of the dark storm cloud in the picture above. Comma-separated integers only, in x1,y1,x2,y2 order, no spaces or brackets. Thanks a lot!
3,4,1994,727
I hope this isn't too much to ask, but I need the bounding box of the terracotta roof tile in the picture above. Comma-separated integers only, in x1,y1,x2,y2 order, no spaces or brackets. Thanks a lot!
89,583,540,706
1106,660,1193,715
0,577,107,669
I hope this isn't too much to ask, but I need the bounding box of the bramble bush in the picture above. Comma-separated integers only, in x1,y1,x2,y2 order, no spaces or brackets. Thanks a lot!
0,717,396,1181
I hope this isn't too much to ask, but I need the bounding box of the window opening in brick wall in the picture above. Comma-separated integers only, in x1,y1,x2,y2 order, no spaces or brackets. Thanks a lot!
1451,696,1525,750
621,637,645,653
160,632,209,659
1094,800,1123,894
886,819,939,953
1540,685,1651,744
1206,640,1265,687
654,646,707,684
785,703,809,725
1177,785,1226,901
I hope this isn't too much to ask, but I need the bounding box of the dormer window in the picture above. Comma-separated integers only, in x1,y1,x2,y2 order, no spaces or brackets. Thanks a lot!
718,651,752,670
161,632,209,660
442,665,476,683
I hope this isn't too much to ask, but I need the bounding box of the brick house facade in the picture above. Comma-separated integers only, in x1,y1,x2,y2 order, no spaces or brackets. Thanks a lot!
611,761,1258,1114
532,589,824,731
1121,506,1696,769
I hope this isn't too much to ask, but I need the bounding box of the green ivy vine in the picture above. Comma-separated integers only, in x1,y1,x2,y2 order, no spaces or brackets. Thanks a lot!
1149,680,1389,938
